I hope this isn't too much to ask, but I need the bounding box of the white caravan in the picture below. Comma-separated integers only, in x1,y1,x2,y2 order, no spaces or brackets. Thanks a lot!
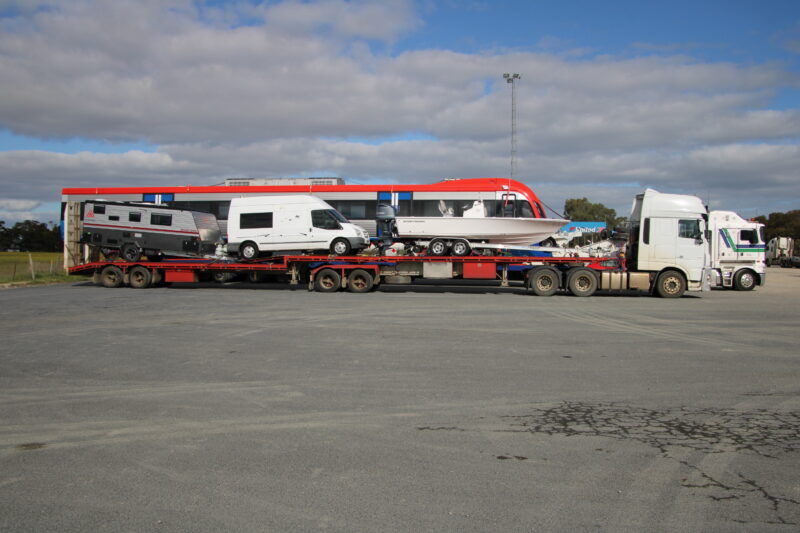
707,211,766,290
627,189,712,296
227,195,370,258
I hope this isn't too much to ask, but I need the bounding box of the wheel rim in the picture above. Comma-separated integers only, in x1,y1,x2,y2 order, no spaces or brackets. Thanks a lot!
132,271,144,284
740,273,754,288
243,245,255,259
536,275,553,291
453,242,467,255
351,274,367,290
575,275,591,291
334,241,347,255
320,274,336,289
431,241,445,255
663,276,681,295
123,247,138,261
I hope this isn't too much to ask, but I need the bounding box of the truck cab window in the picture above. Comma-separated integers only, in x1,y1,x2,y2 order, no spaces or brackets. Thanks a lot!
312,209,342,230
740,229,758,244
678,219,701,240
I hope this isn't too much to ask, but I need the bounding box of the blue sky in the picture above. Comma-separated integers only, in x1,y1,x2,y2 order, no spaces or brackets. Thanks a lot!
1,0,799,221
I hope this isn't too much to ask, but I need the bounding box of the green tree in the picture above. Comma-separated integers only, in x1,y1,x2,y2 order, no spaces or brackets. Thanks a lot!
755,210,800,242
2,220,62,252
563,197,623,229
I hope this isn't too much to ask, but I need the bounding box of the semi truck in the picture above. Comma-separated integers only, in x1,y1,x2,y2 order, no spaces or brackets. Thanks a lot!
68,188,715,298
766,237,795,267
706,211,766,290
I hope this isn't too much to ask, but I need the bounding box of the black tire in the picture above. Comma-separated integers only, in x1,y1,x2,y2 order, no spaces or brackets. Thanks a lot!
128,265,152,289
314,268,341,292
428,238,448,256
539,237,557,248
566,268,598,297
347,269,374,293
239,241,259,260
213,271,234,283
330,238,351,256
733,269,756,291
655,270,685,298
527,267,560,296
451,239,471,257
120,243,141,262
100,265,124,288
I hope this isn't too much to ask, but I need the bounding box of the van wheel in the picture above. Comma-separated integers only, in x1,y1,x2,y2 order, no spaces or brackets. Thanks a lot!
655,270,685,298
239,241,259,260
100,265,124,288
330,238,351,256
120,243,141,262
734,269,756,291
129,266,152,289
314,268,341,292
347,269,374,293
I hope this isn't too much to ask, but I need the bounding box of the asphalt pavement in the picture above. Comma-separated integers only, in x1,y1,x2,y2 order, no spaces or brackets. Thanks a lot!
1,268,798,532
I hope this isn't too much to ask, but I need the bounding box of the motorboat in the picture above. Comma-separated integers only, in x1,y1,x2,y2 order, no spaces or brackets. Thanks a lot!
393,200,569,245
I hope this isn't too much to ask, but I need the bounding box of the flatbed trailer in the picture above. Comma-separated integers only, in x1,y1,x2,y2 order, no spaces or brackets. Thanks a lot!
68,253,667,297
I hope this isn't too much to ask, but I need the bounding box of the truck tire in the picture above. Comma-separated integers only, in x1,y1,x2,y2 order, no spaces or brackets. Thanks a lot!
733,269,756,291
314,268,341,292
451,239,471,257
330,238,351,256
428,238,448,256
655,270,685,298
100,265,124,288
128,266,152,289
527,267,560,296
120,243,141,262
566,268,598,297
347,269,374,293
239,241,259,260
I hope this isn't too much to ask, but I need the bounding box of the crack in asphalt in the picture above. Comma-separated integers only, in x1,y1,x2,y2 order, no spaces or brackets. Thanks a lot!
420,401,800,526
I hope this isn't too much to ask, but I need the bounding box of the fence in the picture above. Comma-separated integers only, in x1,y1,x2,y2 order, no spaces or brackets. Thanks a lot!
0,253,66,282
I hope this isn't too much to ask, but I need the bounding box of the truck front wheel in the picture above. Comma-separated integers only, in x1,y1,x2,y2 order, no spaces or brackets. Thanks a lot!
734,269,756,291
655,270,685,298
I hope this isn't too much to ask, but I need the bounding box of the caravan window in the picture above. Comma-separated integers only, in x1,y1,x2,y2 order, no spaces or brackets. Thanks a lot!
94,204,106,215
129,212,141,222
151,213,172,226
240,212,273,229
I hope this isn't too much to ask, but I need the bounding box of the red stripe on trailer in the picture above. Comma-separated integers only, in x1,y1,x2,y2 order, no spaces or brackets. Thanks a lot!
83,222,198,235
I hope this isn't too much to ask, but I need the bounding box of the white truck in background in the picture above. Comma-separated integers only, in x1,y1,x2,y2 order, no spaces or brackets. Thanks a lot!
766,237,795,267
707,211,766,290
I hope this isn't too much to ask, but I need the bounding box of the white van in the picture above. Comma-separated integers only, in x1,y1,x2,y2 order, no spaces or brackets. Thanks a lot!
227,195,370,258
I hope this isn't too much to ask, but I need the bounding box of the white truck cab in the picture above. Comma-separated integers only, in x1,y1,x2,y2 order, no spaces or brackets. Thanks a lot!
628,189,712,297
227,195,370,259
707,211,766,290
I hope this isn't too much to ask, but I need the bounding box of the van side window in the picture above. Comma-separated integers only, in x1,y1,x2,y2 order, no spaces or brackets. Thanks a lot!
151,213,172,226
129,212,141,223
312,210,341,230
94,204,106,215
678,219,701,239
240,212,273,229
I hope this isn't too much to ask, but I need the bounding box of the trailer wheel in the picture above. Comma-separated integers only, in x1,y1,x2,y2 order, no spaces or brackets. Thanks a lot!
734,269,756,291
129,266,152,289
451,239,471,257
213,271,235,283
330,238,351,256
239,241,259,260
527,267,560,296
120,243,141,262
314,268,341,292
655,270,685,298
566,268,598,297
100,265,124,288
347,269,374,293
428,238,448,256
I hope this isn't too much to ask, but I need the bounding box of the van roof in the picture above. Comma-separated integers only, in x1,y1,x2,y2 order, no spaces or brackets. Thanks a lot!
229,194,331,207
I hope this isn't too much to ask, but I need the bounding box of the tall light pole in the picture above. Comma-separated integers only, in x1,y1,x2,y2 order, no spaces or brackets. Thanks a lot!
503,73,521,181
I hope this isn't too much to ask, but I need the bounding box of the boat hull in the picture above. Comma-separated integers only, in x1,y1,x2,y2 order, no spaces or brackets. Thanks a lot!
394,217,569,245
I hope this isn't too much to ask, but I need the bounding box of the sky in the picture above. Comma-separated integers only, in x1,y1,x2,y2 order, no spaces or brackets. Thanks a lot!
1,0,799,224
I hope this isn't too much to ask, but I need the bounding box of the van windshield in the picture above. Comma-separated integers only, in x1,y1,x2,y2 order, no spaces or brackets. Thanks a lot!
312,209,346,230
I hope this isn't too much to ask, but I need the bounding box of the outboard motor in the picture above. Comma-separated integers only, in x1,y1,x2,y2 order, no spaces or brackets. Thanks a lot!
375,204,398,246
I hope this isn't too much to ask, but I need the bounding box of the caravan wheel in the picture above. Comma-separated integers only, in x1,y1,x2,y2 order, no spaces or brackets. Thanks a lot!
120,243,141,262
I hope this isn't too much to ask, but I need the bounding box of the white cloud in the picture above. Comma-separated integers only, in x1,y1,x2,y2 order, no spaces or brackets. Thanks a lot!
0,0,798,220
